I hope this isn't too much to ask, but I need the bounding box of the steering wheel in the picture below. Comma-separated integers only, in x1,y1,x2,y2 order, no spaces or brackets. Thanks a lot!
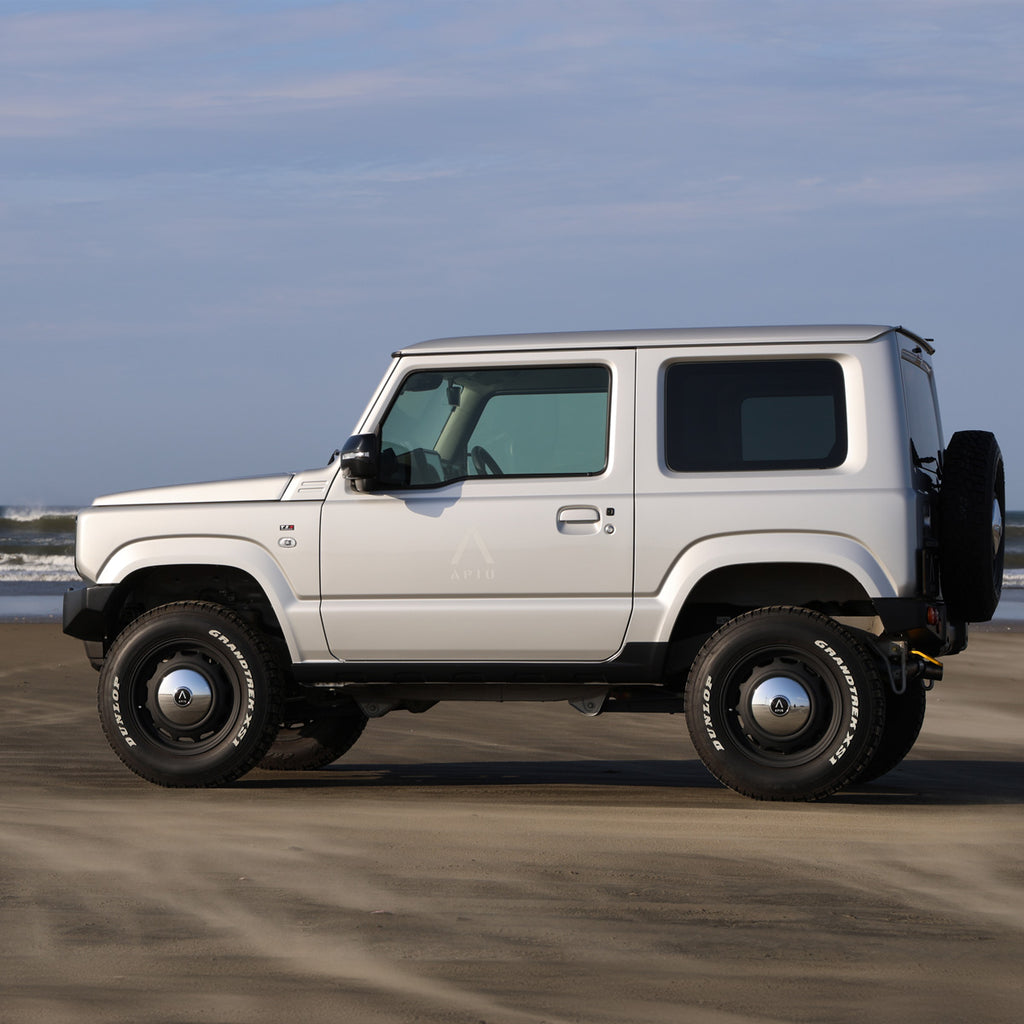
470,445,504,476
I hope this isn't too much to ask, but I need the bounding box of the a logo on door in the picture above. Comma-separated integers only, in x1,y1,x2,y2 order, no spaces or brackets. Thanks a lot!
450,528,496,582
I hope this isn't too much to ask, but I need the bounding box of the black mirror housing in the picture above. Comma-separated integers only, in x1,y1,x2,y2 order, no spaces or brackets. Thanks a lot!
339,433,379,481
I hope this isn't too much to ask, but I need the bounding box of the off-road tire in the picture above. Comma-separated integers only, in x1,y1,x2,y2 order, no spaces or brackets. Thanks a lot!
939,430,1005,622
857,679,927,784
97,602,283,787
684,607,886,801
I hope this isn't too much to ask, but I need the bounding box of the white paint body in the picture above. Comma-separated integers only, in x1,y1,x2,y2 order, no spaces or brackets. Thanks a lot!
74,325,936,667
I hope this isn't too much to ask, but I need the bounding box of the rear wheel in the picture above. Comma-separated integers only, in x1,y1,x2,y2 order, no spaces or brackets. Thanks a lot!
684,607,885,801
857,679,927,783
259,696,367,771
97,602,282,787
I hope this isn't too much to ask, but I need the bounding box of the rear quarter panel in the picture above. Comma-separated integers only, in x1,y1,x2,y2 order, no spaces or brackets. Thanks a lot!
630,335,920,645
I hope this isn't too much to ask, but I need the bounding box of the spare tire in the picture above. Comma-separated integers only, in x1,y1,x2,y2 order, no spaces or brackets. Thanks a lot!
939,430,1005,621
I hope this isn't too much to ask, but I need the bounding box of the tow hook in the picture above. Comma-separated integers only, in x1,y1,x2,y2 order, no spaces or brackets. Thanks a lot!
882,642,943,694
909,650,943,689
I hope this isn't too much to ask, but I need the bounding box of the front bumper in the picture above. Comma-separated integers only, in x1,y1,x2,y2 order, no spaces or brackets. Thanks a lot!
62,584,116,641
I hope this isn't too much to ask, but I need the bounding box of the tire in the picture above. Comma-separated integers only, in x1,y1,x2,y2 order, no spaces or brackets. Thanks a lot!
857,679,927,784
258,695,367,771
939,430,1005,622
684,607,886,801
97,602,283,787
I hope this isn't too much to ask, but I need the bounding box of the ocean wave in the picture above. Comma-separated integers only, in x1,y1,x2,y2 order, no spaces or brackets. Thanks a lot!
0,509,78,533
1003,568,1024,590
0,553,78,583
0,542,74,557
0,506,79,520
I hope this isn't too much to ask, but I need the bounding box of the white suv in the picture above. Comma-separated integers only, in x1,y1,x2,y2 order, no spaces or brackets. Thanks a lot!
64,325,1005,800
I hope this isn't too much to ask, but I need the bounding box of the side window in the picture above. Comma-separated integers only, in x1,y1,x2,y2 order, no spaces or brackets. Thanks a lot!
665,360,847,472
900,353,943,466
377,365,610,487
467,385,607,476
378,372,455,486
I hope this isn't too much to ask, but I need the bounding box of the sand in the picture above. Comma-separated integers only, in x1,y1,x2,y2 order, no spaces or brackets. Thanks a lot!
1,623,1022,1023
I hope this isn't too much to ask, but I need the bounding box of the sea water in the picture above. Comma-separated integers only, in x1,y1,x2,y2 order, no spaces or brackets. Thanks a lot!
2,506,1023,622
0,507,79,620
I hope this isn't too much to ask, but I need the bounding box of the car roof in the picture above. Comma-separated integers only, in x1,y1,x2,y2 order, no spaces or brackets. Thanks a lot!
395,324,904,356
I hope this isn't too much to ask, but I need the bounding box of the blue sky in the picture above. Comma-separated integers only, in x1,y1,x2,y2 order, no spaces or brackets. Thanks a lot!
2,0,1022,506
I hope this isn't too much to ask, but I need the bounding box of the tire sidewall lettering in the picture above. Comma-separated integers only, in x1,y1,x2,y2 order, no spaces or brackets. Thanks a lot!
108,674,138,748
813,639,860,765
207,629,258,746
701,674,725,752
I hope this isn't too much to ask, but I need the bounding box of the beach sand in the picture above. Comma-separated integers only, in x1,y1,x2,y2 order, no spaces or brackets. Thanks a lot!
1,623,1022,1023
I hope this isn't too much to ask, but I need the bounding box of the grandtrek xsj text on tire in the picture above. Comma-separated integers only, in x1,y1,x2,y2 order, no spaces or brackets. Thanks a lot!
97,602,283,787
684,607,886,801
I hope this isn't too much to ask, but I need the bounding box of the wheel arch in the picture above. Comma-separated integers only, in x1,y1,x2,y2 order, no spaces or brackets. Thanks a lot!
93,538,311,662
640,532,898,648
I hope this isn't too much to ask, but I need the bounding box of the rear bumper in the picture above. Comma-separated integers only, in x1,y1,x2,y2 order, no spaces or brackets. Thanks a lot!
874,597,967,656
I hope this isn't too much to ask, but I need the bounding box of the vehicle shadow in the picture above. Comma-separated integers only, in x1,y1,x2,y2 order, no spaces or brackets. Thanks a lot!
247,758,715,792
239,757,1024,806
838,758,1024,806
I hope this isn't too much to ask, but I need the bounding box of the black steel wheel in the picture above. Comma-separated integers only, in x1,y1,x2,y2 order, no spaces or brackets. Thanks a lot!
258,695,368,771
939,430,1005,622
97,602,282,787
684,607,886,801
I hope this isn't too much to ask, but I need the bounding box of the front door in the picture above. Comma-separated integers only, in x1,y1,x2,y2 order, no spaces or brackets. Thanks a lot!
319,351,635,662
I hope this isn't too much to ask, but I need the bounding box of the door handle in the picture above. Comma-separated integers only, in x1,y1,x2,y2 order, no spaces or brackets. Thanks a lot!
557,506,600,525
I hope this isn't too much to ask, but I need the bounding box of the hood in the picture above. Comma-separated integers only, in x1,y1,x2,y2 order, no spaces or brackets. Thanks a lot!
92,474,293,507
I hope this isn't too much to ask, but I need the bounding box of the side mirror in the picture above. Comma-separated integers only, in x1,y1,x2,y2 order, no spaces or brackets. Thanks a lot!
339,433,379,482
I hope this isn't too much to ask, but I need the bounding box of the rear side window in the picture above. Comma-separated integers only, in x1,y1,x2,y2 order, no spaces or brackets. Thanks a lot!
665,360,847,472
900,353,942,465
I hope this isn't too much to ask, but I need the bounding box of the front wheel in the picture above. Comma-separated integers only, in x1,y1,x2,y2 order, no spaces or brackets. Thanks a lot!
684,607,885,801
98,602,283,787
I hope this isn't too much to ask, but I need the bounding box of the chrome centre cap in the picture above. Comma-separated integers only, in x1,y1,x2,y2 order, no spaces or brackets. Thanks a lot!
993,498,1004,556
157,667,214,726
749,676,812,737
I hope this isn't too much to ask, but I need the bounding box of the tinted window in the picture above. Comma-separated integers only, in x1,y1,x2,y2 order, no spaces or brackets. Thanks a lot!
900,353,942,465
378,365,610,487
467,388,607,475
665,360,846,471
